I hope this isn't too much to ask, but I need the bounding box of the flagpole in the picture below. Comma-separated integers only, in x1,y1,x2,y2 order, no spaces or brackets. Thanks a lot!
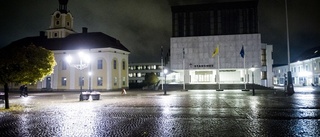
218,45,221,90
240,45,248,91
183,48,185,90
212,44,223,91
244,48,246,89
161,46,163,90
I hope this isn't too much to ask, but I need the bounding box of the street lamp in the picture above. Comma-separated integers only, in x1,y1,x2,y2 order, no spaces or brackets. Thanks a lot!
164,69,168,95
65,51,90,93
285,0,294,95
250,67,256,96
88,71,92,92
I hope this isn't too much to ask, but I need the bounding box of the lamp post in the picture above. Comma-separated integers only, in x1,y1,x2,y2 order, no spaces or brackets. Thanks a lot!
65,51,90,93
285,0,294,95
164,69,168,95
250,67,256,96
88,71,92,92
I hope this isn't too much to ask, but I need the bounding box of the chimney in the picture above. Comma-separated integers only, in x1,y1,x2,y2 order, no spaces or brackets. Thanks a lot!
82,27,88,33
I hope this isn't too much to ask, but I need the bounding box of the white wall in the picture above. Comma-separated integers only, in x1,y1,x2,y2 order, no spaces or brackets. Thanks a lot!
170,34,262,70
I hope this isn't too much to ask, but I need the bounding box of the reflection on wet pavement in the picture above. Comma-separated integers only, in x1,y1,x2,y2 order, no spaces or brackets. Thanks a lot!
0,90,320,136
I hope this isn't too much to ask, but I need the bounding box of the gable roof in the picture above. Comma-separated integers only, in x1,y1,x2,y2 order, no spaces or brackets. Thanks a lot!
7,32,130,52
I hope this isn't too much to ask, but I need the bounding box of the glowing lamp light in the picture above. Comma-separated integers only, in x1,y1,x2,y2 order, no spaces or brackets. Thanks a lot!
66,55,72,64
250,67,256,72
164,69,168,74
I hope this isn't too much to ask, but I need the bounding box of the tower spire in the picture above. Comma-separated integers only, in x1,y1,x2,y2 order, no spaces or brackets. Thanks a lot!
58,0,69,13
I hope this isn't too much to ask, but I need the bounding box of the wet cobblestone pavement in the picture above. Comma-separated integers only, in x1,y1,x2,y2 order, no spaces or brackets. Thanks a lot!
1,90,320,137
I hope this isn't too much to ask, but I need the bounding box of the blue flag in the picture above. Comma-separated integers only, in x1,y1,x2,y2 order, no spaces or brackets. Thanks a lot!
240,46,244,58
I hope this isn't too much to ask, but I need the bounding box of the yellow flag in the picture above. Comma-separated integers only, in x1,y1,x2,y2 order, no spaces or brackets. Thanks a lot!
212,47,219,57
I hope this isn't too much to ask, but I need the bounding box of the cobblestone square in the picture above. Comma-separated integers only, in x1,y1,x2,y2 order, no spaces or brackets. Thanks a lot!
1,89,320,136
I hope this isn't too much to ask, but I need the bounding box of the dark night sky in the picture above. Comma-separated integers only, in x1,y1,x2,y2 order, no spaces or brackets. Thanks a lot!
0,0,319,64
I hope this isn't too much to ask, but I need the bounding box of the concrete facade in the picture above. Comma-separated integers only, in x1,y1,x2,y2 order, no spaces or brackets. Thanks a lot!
169,34,273,87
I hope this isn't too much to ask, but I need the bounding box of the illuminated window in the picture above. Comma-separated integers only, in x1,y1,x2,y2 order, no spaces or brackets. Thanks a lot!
61,77,67,86
114,77,117,86
122,77,126,85
97,77,103,86
137,73,141,77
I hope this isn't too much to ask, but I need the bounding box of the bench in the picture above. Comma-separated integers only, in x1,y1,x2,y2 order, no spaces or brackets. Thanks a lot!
79,91,100,101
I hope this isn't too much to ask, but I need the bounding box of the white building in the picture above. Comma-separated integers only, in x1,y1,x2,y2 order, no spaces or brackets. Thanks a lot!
170,35,273,87
273,47,320,86
169,1,274,88
7,0,130,91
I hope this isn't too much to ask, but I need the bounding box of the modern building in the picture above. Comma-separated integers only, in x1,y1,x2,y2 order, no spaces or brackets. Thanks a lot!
128,63,162,84
6,0,130,91
169,0,274,87
273,47,320,86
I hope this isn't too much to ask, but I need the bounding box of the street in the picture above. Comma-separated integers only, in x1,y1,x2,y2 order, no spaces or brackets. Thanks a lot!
1,89,320,137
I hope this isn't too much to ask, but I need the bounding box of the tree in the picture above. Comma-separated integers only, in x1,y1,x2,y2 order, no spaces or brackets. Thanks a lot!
144,72,159,87
0,43,56,109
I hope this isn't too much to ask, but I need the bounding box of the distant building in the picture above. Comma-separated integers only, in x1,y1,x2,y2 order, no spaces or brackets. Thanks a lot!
6,0,130,91
169,0,274,87
273,47,320,86
128,63,162,83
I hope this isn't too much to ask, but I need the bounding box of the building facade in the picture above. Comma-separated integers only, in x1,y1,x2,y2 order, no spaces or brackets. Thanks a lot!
128,63,162,83
273,47,320,86
169,1,273,87
6,0,130,91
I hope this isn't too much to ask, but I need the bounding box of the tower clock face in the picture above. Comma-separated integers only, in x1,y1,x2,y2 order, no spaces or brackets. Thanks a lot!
56,13,60,18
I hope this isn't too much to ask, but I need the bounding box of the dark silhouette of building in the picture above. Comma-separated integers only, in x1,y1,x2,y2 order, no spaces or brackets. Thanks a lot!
171,1,258,37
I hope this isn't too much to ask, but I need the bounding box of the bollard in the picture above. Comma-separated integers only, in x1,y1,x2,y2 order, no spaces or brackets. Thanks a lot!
121,88,127,95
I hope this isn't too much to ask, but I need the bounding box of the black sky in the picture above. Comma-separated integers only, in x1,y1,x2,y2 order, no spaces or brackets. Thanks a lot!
0,0,319,64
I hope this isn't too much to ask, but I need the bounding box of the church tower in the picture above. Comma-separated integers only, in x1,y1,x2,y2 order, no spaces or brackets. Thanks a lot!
47,0,75,38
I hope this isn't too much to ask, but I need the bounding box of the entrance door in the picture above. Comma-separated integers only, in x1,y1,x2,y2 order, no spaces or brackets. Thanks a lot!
46,77,51,89
195,71,212,82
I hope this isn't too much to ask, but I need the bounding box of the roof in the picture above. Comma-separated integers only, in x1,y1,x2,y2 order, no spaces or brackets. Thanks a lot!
272,64,287,68
295,46,320,61
7,32,130,52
